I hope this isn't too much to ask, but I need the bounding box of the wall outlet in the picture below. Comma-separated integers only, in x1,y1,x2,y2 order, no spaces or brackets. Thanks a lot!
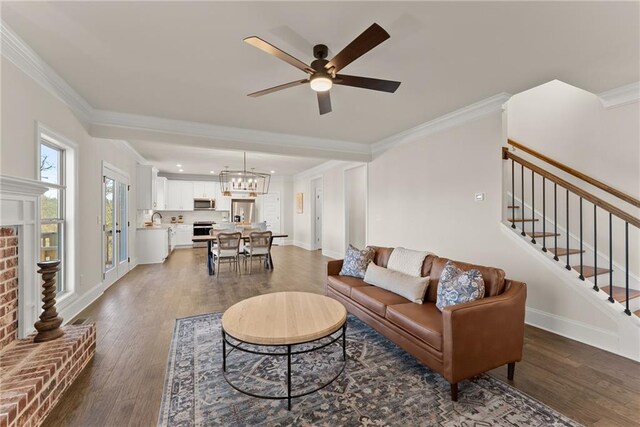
475,192,486,201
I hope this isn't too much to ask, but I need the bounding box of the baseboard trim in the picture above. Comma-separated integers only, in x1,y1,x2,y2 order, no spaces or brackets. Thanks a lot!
293,241,313,251
322,249,344,260
525,307,619,355
59,282,104,325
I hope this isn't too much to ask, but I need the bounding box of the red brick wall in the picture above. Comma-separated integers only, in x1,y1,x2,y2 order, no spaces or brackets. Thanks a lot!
0,227,19,351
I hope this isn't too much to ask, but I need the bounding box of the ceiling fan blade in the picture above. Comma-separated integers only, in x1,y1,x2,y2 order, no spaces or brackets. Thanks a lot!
334,74,401,93
325,23,390,73
244,36,314,74
248,79,308,97
317,91,332,115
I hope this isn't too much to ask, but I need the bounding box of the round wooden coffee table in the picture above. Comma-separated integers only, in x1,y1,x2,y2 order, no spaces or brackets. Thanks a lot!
221,292,347,410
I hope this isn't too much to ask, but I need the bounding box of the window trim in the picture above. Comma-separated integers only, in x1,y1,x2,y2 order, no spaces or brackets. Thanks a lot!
36,123,78,305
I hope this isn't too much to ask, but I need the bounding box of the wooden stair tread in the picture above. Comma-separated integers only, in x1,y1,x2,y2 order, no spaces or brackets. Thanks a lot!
599,286,640,303
573,265,610,277
507,205,520,209
527,231,560,238
508,218,539,222
635,310,640,317
549,248,585,256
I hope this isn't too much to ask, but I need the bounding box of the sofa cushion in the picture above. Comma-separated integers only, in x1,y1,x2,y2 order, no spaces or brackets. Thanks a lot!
386,303,443,352
327,275,368,298
435,260,485,311
387,247,430,277
339,245,375,278
364,263,429,303
426,257,505,302
370,247,436,278
351,286,410,317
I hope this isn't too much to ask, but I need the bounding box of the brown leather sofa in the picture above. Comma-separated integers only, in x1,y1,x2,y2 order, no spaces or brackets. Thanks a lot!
326,246,527,401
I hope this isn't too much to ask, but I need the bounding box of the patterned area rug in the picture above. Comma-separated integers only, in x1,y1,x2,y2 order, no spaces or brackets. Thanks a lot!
158,313,581,426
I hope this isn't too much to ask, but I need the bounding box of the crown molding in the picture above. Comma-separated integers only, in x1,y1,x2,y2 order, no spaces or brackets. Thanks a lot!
118,140,149,165
1,21,95,125
371,92,512,156
293,160,366,180
597,82,640,109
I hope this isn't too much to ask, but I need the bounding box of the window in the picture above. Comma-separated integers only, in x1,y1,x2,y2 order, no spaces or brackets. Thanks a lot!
39,135,67,293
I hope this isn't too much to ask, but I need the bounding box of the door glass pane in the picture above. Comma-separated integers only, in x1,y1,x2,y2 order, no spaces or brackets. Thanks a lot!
41,188,61,220
118,182,127,263
105,177,115,271
40,143,61,185
40,223,63,292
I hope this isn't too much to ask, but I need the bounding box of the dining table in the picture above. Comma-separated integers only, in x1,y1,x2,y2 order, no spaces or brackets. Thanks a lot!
192,231,289,275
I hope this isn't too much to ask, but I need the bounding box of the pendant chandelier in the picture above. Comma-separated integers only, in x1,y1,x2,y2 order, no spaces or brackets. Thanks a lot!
219,152,271,197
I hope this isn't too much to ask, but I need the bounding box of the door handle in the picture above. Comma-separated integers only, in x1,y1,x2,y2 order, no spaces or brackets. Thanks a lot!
116,230,122,234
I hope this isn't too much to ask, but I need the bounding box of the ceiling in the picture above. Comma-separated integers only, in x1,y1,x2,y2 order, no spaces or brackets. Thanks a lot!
2,1,639,146
128,139,325,176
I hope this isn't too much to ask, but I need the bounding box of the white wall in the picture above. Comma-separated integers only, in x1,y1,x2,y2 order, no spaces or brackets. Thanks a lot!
345,165,367,249
1,57,141,321
367,107,639,360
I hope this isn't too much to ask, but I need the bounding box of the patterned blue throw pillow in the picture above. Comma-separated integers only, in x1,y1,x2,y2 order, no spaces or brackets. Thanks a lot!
436,260,485,311
339,245,375,279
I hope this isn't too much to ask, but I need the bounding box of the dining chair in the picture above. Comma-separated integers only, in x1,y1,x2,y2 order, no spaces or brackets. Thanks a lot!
243,231,273,274
251,221,268,231
212,232,242,277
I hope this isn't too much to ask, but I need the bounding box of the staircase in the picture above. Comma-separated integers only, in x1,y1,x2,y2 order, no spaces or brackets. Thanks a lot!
502,139,640,318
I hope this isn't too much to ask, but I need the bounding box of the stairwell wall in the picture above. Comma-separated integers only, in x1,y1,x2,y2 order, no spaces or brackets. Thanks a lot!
367,107,639,360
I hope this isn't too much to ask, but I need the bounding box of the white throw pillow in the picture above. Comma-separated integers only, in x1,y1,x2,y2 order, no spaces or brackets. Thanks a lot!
364,263,430,304
386,247,430,277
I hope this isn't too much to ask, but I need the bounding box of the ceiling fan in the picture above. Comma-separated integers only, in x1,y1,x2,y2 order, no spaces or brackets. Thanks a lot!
244,23,401,115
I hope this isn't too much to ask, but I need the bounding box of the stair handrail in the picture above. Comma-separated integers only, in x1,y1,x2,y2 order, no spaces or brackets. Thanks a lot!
502,147,640,228
507,139,640,209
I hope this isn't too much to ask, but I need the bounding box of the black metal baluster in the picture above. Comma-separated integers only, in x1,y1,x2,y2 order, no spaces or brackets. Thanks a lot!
579,197,584,280
553,184,559,261
624,222,631,315
566,190,571,270
511,159,516,229
593,205,598,291
542,177,547,252
531,170,536,244
608,213,614,303
521,165,526,236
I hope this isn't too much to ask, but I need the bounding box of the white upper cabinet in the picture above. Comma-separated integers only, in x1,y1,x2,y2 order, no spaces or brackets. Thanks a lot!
166,180,194,211
156,177,167,210
136,165,158,210
193,181,217,199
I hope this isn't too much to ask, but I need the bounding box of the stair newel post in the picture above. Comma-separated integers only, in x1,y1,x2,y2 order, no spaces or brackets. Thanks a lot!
579,197,584,280
520,164,526,236
608,213,614,303
553,183,559,261
542,177,547,252
565,190,571,270
624,222,631,315
511,159,516,229
593,204,599,291
530,170,536,244
34,260,64,342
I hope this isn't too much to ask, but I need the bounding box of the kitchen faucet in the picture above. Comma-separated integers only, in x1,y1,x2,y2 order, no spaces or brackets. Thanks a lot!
151,212,162,223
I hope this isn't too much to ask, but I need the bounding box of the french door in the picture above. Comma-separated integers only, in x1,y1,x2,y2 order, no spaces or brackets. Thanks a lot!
103,163,130,286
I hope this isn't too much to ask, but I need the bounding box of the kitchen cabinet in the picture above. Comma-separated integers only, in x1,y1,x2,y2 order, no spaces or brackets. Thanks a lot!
166,181,194,211
136,228,169,264
215,184,231,211
136,165,158,210
156,177,167,210
193,181,217,199
174,224,193,247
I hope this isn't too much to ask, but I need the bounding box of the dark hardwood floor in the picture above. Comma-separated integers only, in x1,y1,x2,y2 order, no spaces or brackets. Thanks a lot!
45,246,640,426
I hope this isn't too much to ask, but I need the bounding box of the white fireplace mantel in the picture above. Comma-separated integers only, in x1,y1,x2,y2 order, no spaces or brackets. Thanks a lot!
0,175,48,338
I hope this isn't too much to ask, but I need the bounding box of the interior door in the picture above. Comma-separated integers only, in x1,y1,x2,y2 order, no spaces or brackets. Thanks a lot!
103,165,129,286
262,193,281,233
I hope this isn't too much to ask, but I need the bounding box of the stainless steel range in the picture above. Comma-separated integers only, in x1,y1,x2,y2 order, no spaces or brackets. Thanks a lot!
193,221,214,248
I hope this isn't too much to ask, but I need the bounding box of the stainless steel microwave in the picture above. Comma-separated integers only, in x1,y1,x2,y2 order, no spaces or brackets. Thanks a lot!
194,198,215,210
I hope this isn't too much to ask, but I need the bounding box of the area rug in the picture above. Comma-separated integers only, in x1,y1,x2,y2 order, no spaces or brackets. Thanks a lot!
158,313,581,427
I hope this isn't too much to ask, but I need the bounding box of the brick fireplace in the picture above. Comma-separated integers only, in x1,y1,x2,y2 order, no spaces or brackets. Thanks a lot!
0,227,19,350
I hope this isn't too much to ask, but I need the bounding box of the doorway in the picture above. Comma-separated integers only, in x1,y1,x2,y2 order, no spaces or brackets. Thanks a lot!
262,192,281,233
345,164,367,249
311,178,323,250
103,163,129,286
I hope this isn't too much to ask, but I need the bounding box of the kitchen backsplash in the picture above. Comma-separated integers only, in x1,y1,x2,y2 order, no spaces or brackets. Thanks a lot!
158,210,230,224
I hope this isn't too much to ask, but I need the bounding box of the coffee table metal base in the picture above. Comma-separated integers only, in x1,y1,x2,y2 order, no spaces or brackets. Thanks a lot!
222,322,347,410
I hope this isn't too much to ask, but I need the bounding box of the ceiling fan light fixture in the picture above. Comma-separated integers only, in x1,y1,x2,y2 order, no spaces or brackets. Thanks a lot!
310,74,332,92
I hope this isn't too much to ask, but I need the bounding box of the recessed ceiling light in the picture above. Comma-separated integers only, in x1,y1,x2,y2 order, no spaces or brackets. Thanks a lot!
176,164,182,167
270,170,275,174
210,170,215,174
179,169,184,172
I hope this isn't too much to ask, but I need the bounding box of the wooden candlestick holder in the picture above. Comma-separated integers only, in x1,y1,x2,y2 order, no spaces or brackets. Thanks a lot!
34,260,64,342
